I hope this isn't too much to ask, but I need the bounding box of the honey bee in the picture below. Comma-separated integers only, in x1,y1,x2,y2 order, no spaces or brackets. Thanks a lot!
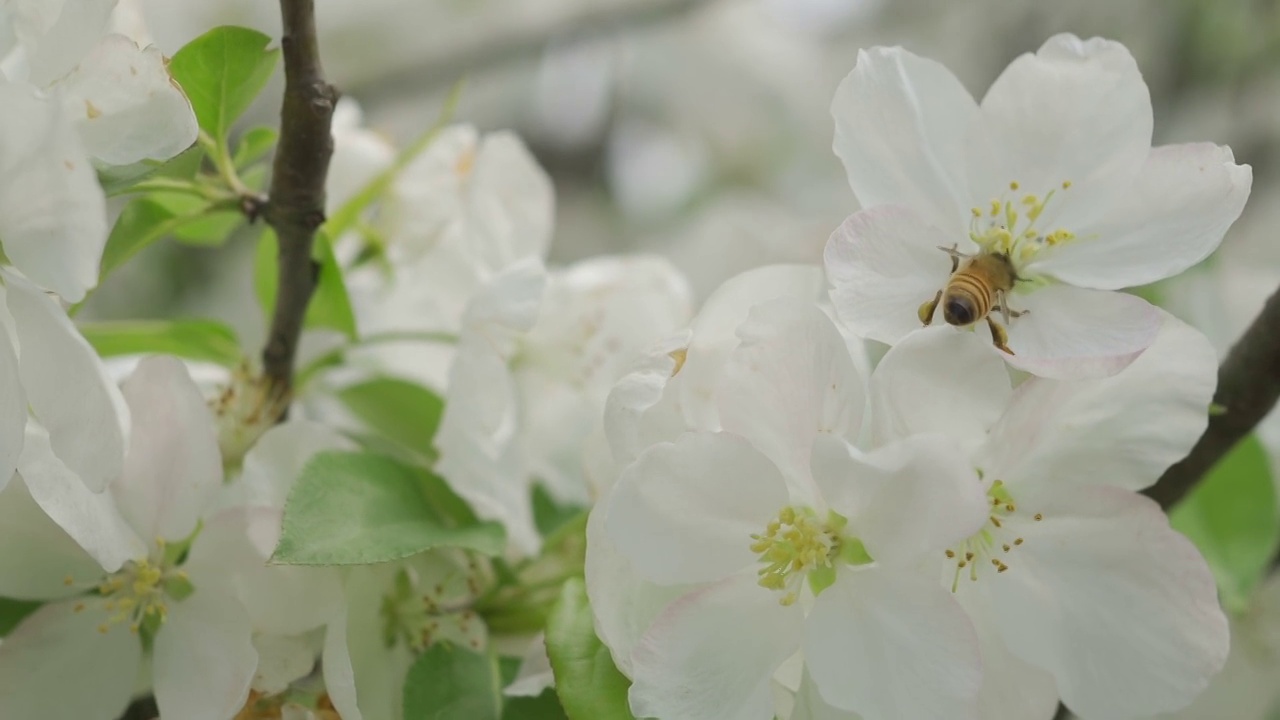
918,246,1026,355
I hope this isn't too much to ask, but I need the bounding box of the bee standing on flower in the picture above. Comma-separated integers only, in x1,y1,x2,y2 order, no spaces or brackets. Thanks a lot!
919,245,1024,355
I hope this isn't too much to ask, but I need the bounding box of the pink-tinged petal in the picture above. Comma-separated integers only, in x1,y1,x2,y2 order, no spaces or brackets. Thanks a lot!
323,610,363,720
719,299,865,493
814,435,988,566
113,356,221,543
52,34,198,165
0,89,106,303
1001,285,1161,379
825,206,964,347
0,598,141,720
982,486,1228,719
868,326,1011,449
984,313,1216,493
629,571,802,720
0,326,25,491
1032,143,1252,290
0,473,105,599
5,271,126,490
153,589,257,720
18,424,145,573
977,34,1151,230
607,431,789,585
677,264,827,430
584,497,691,676
831,46,979,233
804,567,981,720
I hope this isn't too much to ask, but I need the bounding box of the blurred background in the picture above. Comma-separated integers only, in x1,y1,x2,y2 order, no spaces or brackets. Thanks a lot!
89,0,1280,350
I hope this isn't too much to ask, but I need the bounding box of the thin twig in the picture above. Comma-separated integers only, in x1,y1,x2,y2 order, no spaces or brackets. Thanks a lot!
261,0,338,396
1145,282,1280,509
348,0,708,98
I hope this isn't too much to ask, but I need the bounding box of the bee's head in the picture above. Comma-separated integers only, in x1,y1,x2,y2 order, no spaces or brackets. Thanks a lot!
943,296,976,326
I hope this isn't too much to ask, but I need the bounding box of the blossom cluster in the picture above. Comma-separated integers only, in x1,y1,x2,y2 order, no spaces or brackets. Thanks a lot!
0,3,1260,719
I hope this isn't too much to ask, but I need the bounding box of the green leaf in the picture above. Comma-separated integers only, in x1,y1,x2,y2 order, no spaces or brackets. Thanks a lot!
96,146,204,196
272,451,505,565
148,191,243,246
255,230,357,339
403,644,502,720
79,319,242,367
168,26,279,142
544,578,634,720
338,378,444,458
0,598,40,637
533,485,584,539
1171,435,1280,612
100,198,210,278
233,126,278,168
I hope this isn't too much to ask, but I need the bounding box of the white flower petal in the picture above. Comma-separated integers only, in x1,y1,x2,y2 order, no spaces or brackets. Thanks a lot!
832,46,979,232
10,0,117,87
791,668,860,720
52,34,197,165
961,596,1061,720
344,564,415,720
153,589,257,720
814,435,988,566
0,323,25,490
584,497,691,676
323,610,363,720
629,571,802,720
601,331,690,475
328,98,395,213
825,206,962,347
0,87,106,302
240,419,355,513
0,598,140,720
718,299,865,493
868,326,1011,449
504,634,555,697
984,313,1216,493
113,356,220,542
985,486,1228,720
977,34,1151,230
251,632,316,694
460,256,547,335
1001,284,1161,379
469,130,556,268
804,567,981,720
680,264,826,430
5,272,125,489
0,473,104,599
17,423,144,573
1032,143,1251,290
607,431,789,585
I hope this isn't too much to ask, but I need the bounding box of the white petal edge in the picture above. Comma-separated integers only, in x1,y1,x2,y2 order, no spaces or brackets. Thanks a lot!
153,589,257,720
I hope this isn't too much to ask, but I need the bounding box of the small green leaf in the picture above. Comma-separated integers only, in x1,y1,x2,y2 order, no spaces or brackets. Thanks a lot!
97,146,204,196
168,26,280,142
233,126,278,168
338,378,444,458
148,191,243,246
100,198,214,278
79,319,242,367
544,578,634,720
255,230,357,339
403,644,502,720
272,451,505,565
533,485,584,539
1171,435,1279,612
0,598,40,636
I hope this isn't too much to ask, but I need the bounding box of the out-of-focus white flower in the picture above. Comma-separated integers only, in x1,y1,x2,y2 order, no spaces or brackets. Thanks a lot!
589,290,988,720
825,34,1250,378
0,356,254,720
870,317,1227,718
328,98,395,215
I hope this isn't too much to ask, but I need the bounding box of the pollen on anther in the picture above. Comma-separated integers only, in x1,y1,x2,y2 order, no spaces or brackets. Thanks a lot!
1002,544,1011,552
945,550,956,558
1014,538,1024,545
63,575,74,586
97,624,109,634
1009,181,1020,190
1034,513,1043,521
1062,180,1072,189
1005,504,1015,512
965,552,975,561
73,602,85,613
971,207,982,217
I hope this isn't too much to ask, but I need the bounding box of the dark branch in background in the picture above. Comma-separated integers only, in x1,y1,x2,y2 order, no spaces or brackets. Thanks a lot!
348,0,707,98
261,0,338,396
1145,282,1280,510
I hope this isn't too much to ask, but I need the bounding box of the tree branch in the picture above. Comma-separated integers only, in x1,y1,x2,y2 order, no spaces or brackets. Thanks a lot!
1145,281,1280,509
261,0,338,396
348,0,708,98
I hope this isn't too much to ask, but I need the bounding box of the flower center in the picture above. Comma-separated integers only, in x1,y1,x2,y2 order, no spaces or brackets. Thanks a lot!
750,506,870,606
73,550,193,636
380,565,488,653
969,180,1076,269
945,480,1043,592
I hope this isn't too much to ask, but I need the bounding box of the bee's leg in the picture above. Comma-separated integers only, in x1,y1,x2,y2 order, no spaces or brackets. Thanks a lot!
993,289,1028,324
918,290,942,326
937,244,968,274
987,317,1015,355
